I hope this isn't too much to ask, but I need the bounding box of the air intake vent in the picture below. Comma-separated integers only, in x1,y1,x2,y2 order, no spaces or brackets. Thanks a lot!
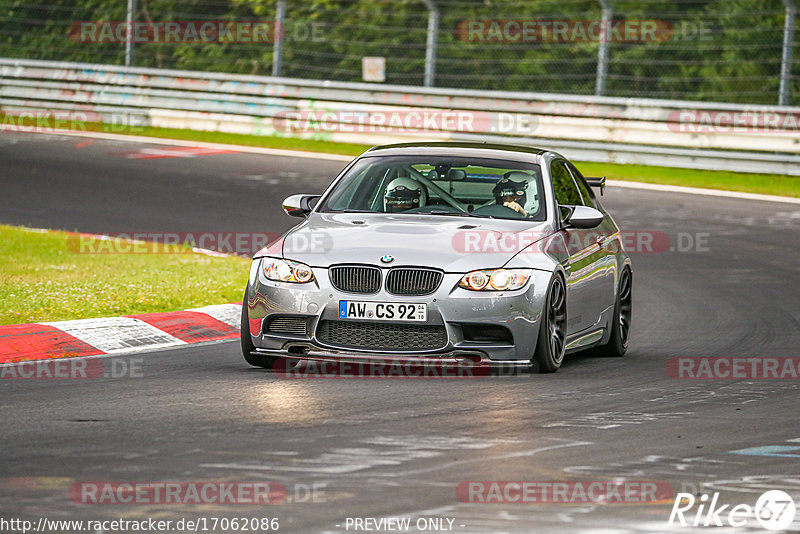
329,265,381,294
386,268,443,296
317,320,447,351
265,316,310,336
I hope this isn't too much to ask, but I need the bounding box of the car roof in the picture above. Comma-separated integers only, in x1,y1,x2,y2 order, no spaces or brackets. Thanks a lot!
363,142,559,162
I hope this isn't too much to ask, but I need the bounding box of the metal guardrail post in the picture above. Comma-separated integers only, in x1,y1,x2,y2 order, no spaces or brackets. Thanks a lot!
422,0,439,87
125,0,137,67
272,0,286,77
780,0,796,106
595,0,613,96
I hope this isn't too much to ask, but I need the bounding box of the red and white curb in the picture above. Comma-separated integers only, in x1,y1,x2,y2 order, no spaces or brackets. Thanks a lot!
123,146,238,160
0,303,241,364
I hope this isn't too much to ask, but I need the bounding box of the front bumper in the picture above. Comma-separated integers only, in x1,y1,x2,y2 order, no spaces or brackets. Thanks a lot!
244,264,552,362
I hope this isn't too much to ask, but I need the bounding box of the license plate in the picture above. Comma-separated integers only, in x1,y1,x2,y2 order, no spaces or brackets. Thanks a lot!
338,301,427,322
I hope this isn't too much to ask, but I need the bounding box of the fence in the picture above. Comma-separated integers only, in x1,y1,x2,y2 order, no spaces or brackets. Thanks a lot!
0,0,798,106
2,57,800,175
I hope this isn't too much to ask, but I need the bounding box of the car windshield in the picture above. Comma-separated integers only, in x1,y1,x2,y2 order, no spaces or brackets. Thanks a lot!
318,155,546,221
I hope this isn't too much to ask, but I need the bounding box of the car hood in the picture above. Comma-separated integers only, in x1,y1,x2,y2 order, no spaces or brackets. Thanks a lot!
257,213,555,272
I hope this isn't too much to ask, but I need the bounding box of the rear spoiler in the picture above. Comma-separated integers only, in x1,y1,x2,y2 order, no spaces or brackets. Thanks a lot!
586,176,606,196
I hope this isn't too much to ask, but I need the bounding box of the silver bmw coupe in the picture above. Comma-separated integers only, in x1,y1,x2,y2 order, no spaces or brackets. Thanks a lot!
241,142,631,373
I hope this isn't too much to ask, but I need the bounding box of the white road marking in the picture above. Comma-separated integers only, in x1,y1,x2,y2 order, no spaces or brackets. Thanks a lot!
40,317,186,353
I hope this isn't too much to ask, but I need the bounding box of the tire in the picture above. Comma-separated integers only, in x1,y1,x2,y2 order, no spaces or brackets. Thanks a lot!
240,296,276,369
591,267,632,358
532,274,567,373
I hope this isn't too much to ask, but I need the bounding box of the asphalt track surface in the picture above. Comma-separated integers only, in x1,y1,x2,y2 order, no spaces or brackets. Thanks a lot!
1,132,800,533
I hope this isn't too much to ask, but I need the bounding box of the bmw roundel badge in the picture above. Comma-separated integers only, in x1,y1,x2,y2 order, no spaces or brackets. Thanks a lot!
380,255,395,264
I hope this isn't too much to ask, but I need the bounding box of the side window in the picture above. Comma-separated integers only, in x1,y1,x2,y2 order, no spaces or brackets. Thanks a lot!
551,161,584,207
567,163,595,208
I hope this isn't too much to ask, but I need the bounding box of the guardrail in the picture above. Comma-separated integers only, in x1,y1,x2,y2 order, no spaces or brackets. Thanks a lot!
2,57,799,175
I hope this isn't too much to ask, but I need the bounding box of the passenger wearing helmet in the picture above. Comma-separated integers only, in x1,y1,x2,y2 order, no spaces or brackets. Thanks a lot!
492,171,531,216
383,177,427,213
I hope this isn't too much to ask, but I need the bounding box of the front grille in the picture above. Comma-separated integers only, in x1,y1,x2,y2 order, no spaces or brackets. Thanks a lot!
329,265,382,294
265,316,310,336
386,268,443,295
317,320,447,351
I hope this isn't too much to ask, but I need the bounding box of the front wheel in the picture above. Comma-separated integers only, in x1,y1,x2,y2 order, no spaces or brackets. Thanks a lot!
240,296,276,369
532,274,567,373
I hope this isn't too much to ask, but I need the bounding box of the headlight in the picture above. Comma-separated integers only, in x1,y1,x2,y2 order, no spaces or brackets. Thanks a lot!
459,269,531,291
262,258,315,283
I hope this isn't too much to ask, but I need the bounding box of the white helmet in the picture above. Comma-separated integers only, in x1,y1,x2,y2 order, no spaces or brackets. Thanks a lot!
493,171,539,216
383,177,427,213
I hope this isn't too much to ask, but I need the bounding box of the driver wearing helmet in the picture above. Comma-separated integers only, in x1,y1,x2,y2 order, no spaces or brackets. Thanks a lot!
383,177,427,213
492,172,530,216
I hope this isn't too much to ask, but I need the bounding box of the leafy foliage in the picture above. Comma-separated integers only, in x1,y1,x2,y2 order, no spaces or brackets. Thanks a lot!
0,0,796,104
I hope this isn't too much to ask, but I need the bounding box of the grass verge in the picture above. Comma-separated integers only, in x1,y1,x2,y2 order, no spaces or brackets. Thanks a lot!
133,126,370,156
0,225,251,326
576,161,800,198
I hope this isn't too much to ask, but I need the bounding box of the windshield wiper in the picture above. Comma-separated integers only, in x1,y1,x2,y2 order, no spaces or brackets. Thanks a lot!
424,210,494,219
335,209,377,213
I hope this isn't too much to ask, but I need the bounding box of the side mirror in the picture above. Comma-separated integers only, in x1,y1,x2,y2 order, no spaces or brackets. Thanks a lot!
586,176,606,196
564,205,604,229
282,194,320,217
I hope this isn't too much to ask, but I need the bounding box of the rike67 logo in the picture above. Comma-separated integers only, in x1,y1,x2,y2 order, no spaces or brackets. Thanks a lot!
669,490,796,531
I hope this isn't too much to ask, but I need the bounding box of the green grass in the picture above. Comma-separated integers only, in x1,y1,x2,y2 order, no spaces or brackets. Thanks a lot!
133,126,371,156
117,125,799,198
575,161,800,198
0,225,251,326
